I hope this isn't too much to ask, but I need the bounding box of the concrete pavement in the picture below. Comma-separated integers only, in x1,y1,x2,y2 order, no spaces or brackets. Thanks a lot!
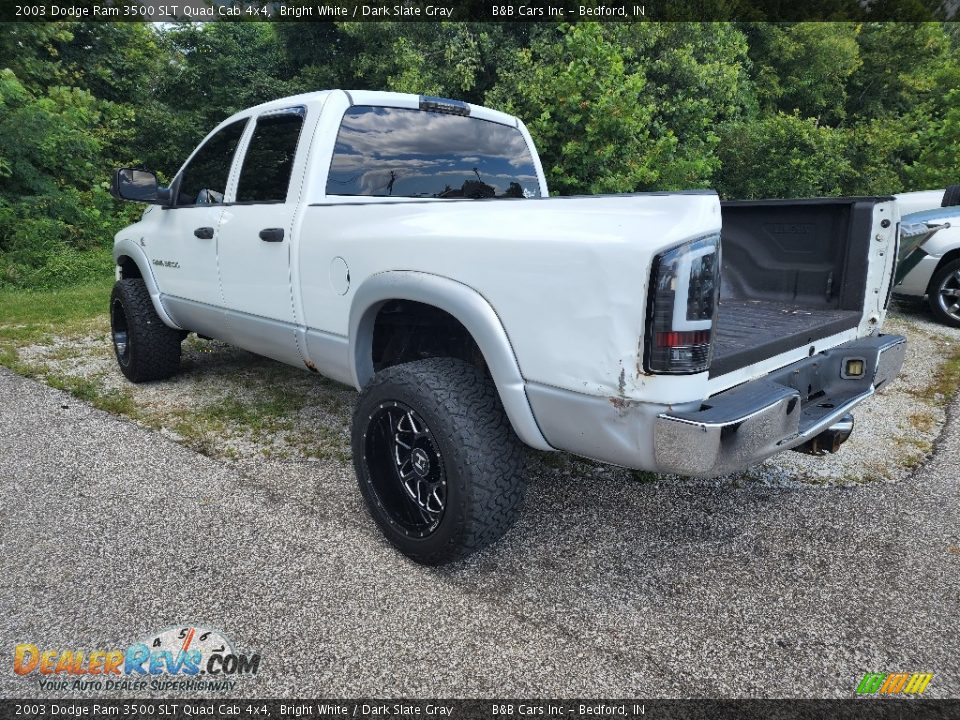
0,367,957,698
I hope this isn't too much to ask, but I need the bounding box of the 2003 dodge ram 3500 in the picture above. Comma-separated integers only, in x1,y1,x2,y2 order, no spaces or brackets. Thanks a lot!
110,90,906,564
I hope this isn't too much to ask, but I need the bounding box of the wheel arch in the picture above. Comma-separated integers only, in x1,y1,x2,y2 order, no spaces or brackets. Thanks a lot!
925,251,960,327
927,248,960,295
349,271,552,451
113,239,182,330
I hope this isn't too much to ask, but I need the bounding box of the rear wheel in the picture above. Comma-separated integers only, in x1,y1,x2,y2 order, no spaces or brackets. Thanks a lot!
110,279,183,382
352,357,526,565
928,258,960,328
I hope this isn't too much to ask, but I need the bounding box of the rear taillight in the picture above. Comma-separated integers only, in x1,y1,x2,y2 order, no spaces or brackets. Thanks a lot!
645,233,721,374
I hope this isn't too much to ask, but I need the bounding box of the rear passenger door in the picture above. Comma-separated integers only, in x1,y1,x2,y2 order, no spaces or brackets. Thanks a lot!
217,107,306,325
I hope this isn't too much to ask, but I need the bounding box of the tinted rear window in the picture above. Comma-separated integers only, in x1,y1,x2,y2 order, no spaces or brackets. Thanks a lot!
326,106,541,200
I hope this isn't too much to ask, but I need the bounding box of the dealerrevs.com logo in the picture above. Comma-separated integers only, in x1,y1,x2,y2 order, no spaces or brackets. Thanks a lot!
856,672,934,696
13,626,261,692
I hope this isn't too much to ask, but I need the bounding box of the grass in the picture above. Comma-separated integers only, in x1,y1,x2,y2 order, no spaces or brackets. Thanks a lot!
202,386,313,429
0,278,132,417
0,278,357,462
189,390,351,462
46,373,136,415
893,435,934,468
0,277,113,381
0,277,113,325
628,470,660,484
919,346,960,404
907,410,937,434
0,277,112,347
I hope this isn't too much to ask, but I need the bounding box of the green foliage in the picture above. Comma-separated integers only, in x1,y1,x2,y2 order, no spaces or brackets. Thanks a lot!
0,277,113,367
906,88,960,188
276,22,530,103
719,21,960,198
716,113,853,198
624,23,753,189
745,23,862,123
136,23,298,175
0,23,75,93
846,22,956,120
488,24,674,194
1,20,960,289
0,68,130,288
844,117,920,195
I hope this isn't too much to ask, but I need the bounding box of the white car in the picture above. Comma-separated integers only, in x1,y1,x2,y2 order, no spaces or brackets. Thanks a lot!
108,91,906,563
892,188,960,327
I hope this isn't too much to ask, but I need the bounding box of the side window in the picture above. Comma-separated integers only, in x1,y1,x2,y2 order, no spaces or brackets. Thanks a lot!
235,110,305,203
326,106,541,200
176,119,247,207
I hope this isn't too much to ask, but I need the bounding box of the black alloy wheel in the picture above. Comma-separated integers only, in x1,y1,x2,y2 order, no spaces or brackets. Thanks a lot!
362,400,447,539
111,296,131,368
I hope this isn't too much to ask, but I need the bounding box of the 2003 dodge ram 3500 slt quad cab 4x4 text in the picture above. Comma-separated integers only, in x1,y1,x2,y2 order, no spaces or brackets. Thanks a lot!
109,90,907,564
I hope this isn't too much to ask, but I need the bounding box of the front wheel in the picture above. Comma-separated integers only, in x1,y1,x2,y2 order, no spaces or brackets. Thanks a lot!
351,358,526,565
110,279,183,382
928,258,960,328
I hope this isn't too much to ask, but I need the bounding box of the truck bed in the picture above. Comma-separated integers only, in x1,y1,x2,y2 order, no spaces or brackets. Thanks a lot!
711,300,860,377
710,197,888,378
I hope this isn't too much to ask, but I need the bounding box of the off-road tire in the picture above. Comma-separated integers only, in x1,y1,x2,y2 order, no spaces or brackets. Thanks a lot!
352,357,526,565
942,185,960,207
110,279,183,382
928,258,960,328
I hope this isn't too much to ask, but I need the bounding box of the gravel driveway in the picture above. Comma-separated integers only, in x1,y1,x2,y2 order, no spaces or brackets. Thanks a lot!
1,314,958,697
9,305,960,489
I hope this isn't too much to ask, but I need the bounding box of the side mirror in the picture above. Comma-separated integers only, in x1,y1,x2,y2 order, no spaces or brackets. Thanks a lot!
111,168,171,205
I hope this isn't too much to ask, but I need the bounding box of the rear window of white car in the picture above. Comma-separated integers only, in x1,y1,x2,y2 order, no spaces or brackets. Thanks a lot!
326,105,541,200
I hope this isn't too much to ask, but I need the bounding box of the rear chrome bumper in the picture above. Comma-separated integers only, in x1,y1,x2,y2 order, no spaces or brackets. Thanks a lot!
653,334,907,477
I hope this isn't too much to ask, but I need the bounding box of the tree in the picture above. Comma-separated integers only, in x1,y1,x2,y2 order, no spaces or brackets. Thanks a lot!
715,113,853,198
906,89,960,189
622,23,753,189
743,23,861,123
276,22,530,103
846,22,958,121
136,23,296,176
0,69,127,287
0,23,74,94
486,24,676,194
2,20,960,287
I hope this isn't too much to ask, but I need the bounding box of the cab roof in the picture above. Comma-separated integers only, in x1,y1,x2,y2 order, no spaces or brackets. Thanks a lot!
221,90,520,129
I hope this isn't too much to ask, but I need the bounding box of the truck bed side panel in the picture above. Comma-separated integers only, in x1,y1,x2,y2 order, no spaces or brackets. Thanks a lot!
295,193,721,402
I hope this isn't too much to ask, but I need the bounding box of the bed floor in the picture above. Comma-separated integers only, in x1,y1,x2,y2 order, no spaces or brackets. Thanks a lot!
710,299,861,377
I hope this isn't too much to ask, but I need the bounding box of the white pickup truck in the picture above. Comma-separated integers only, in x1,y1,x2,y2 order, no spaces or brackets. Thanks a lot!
110,90,906,564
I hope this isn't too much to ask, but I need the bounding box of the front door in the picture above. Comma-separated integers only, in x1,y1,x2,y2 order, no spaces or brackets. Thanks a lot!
149,119,248,318
147,205,224,307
